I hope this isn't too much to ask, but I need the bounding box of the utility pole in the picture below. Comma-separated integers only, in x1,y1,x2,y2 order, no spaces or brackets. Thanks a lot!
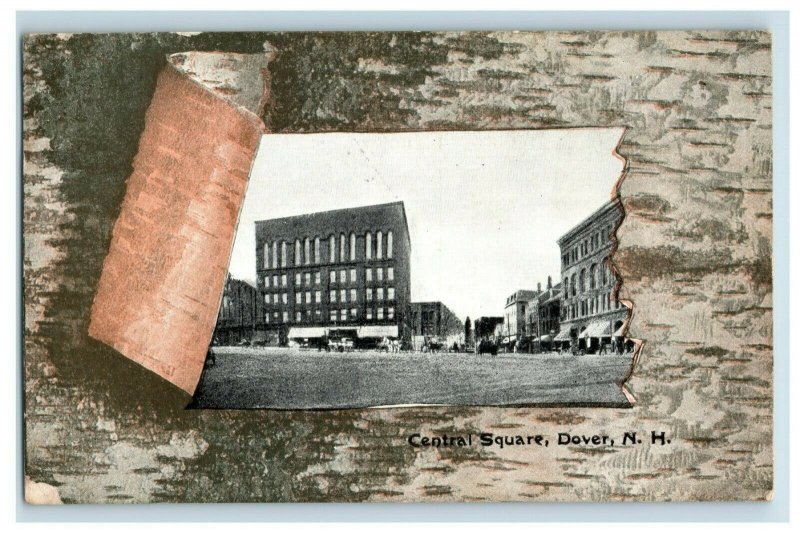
536,307,541,354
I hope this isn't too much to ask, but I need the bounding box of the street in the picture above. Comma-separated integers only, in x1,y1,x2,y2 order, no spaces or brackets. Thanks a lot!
191,347,635,409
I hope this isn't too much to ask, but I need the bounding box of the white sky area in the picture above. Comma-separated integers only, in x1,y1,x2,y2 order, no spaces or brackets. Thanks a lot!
228,129,625,321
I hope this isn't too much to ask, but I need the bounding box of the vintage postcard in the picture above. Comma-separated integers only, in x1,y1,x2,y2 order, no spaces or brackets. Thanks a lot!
23,31,773,503
191,129,637,409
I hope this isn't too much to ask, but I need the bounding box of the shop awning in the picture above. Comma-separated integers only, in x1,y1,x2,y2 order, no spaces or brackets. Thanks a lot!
580,320,612,339
287,327,326,339
357,325,398,338
613,324,626,337
538,334,552,342
554,329,571,342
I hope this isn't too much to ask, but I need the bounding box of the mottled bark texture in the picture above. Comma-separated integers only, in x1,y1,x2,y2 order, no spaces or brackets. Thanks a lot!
23,31,772,503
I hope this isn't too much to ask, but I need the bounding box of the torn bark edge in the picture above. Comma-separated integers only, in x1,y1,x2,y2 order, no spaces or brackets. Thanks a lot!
166,46,277,122
609,127,643,407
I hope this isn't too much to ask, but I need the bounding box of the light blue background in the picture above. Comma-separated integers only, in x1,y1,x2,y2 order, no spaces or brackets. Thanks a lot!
16,10,790,523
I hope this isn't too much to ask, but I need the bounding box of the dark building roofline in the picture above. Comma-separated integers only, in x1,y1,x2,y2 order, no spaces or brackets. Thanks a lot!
505,289,539,308
255,200,411,250
226,276,256,291
556,199,622,246
410,300,462,320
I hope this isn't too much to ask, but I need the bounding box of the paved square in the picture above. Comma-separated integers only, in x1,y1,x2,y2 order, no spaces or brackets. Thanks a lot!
192,348,635,409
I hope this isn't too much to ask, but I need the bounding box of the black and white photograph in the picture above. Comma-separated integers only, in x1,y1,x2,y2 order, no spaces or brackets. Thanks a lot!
192,129,638,409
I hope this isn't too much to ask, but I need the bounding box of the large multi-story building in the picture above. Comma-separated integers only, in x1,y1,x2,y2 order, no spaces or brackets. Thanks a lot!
409,301,463,349
555,200,628,353
254,201,412,347
501,289,538,349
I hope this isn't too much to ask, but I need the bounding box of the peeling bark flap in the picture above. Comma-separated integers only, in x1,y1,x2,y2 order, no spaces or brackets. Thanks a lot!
88,51,273,394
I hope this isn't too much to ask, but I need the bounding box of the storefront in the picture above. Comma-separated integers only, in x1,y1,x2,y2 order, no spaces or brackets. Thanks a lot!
287,325,400,349
578,320,615,353
536,334,553,352
553,329,571,350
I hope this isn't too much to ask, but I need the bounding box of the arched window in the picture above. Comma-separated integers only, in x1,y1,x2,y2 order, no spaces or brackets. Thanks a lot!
329,235,336,263
563,278,568,298
571,273,577,297
295,239,302,266
281,241,287,267
272,241,278,269
602,262,608,285
304,237,310,265
589,264,596,290
263,242,269,269
340,233,346,262
314,237,320,264
349,233,356,261
377,231,383,259
365,231,372,259
387,231,393,259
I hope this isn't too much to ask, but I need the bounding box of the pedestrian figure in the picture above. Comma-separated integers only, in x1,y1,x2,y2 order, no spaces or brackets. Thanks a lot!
205,346,216,367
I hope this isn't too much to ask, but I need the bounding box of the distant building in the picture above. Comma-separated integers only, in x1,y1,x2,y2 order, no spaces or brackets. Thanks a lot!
213,276,263,345
255,201,412,347
409,301,463,349
474,316,504,343
524,277,562,352
555,200,628,353
502,289,538,348
492,321,505,343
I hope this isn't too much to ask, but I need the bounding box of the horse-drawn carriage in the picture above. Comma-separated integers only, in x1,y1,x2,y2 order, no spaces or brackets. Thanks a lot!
421,337,445,353
377,336,401,353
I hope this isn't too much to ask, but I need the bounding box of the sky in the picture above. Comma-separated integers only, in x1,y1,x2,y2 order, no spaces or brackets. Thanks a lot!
228,129,625,321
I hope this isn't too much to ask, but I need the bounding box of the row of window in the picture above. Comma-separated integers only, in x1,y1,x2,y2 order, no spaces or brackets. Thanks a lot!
263,266,395,288
562,292,624,321
262,231,395,269
561,223,615,268
563,261,614,298
526,318,559,336
264,287,396,306
264,306,396,324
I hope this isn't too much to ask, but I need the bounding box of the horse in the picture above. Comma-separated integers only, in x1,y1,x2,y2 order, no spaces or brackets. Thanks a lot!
378,336,392,353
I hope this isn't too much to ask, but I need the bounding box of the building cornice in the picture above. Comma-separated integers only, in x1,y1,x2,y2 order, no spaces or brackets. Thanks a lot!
557,200,622,247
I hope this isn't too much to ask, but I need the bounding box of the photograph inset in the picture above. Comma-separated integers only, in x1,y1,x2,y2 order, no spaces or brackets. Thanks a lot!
192,130,636,409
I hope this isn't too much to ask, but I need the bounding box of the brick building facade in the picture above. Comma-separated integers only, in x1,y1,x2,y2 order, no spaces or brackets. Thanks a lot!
213,276,264,345
409,301,463,349
555,200,628,353
255,201,412,346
